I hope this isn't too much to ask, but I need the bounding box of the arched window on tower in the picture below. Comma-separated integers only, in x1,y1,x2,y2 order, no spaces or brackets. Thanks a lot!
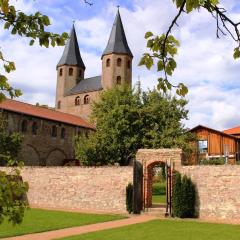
21,120,28,133
127,60,131,69
117,58,122,67
69,67,73,76
116,76,121,85
59,68,63,76
57,100,61,109
32,122,38,135
84,95,90,104
75,96,80,106
51,125,57,137
106,58,111,67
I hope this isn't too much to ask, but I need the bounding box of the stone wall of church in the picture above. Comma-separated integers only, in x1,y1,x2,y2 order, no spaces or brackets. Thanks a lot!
58,90,101,120
0,166,133,213
5,110,90,166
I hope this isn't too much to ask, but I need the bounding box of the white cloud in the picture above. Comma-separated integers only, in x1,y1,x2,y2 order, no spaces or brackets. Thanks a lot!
1,0,240,131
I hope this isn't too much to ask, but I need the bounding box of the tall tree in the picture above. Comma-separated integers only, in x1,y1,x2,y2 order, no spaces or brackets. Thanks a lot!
75,85,195,166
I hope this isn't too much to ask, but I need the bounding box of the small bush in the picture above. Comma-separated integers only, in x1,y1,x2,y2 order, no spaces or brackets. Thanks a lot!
152,182,166,195
126,183,133,213
172,172,196,218
200,157,225,165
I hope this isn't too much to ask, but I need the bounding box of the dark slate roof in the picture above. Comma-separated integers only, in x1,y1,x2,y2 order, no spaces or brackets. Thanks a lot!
67,76,102,95
102,10,133,58
57,25,85,69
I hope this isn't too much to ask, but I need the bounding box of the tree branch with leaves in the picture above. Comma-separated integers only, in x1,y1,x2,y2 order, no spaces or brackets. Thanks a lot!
0,1,69,102
139,0,240,96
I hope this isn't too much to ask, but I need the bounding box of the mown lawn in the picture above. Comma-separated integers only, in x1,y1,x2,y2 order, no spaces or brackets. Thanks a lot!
0,208,125,238
152,194,166,204
61,219,240,240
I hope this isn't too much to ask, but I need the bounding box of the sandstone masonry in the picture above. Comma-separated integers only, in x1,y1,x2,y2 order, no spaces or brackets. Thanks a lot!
0,166,133,213
180,165,240,222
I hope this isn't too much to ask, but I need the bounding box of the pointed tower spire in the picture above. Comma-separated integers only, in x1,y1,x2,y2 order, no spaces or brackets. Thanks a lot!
57,24,85,69
102,9,133,58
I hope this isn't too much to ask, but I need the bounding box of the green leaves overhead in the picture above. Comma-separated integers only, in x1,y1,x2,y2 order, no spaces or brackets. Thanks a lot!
233,47,240,59
0,1,69,101
139,32,187,96
140,0,239,97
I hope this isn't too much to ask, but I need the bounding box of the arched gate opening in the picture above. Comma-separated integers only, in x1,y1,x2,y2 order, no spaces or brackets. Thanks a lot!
133,149,182,215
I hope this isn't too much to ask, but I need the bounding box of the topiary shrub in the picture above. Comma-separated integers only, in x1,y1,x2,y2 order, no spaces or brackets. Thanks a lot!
172,172,196,218
172,172,182,217
126,183,133,213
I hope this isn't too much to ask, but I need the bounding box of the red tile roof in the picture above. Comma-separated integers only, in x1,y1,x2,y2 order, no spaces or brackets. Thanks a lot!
0,99,94,130
223,126,240,135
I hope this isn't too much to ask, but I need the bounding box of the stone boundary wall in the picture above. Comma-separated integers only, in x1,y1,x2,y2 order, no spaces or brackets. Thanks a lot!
179,166,240,222
0,166,133,213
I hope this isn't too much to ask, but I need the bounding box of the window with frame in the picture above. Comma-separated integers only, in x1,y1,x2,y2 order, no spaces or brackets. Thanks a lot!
75,96,80,106
32,122,38,135
84,95,90,104
116,76,121,85
21,120,28,133
69,67,73,76
59,68,63,76
127,60,131,69
106,58,110,67
57,100,61,109
51,125,57,137
198,140,208,153
117,58,122,67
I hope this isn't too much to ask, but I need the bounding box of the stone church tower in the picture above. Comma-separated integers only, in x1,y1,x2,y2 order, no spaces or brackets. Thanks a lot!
55,10,133,119
55,25,86,109
101,9,133,89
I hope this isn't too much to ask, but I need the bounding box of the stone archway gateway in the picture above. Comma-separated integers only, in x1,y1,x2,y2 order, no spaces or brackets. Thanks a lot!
133,149,182,214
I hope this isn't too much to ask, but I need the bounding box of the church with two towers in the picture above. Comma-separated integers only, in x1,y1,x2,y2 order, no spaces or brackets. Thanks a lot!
55,9,133,120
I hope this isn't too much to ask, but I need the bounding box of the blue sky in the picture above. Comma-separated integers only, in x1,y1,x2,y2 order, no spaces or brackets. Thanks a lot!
3,0,240,130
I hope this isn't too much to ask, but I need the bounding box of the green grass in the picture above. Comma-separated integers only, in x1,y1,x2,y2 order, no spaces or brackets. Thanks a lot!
60,219,240,240
152,194,166,204
0,208,125,238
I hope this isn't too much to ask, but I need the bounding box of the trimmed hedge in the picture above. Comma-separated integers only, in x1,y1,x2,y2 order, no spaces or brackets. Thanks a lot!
126,183,133,213
172,172,196,218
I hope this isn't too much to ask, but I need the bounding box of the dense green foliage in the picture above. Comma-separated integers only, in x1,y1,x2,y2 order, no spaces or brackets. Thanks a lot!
0,115,22,166
172,172,196,218
0,1,68,101
0,114,28,225
61,219,240,240
126,183,133,213
75,85,195,166
140,0,240,96
200,157,225,165
0,208,125,238
152,182,166,196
